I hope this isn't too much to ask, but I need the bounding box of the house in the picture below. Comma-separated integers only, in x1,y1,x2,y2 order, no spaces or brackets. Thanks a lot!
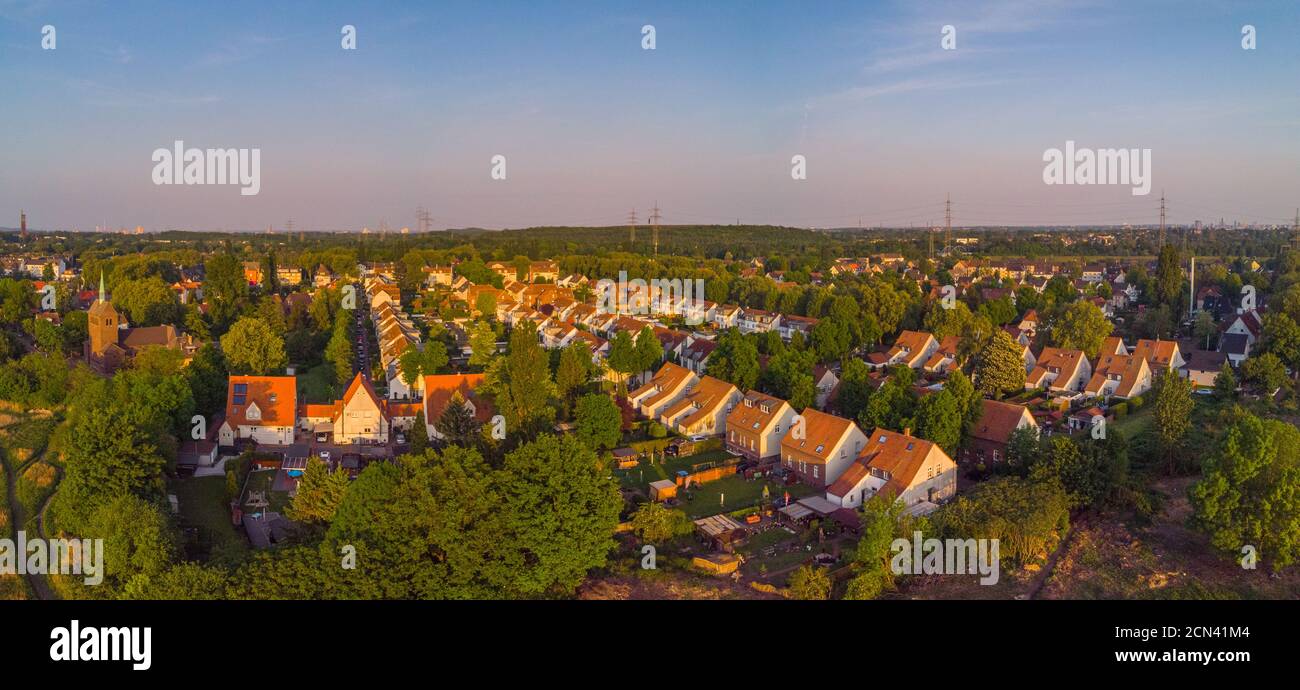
528,260,560,283
779,315,819,342
777,409,868,489
812,365,839,409
712,304,741,329
961,400,1037,466
1099,336,1127,356
1132,339,1185,373
922,335,961,374
1220,310,1263,347
825,427,957,512
1017,309,1039,334
628,362,699,418
422,374,494,441
680,338,717,375
313,264,337,288
1026,347,1092,394
219,376,298,447
725,392,798,464
1218,332,1252,367
658,376,742,437
1084,353,1152,400
276,266,304,286
424,265,454,288
738,308,781,334
884,330,940,369
243,261,263,287
299,373,390,444
1181,349,1228,389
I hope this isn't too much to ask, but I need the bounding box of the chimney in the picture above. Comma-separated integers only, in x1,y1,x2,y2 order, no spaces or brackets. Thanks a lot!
20,210,26,238
903,427,911,437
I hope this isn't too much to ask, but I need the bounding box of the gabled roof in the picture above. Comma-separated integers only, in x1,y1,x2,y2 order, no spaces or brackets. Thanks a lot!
855,427,952,499
779,408,857,460
660,375,738,428
726,391,790,435
423,373,493,425
1132,339,1181,369
970,399,1035,445
340,372,389,421
1085,353,1149,398
629,362,697,410
226,376,297,428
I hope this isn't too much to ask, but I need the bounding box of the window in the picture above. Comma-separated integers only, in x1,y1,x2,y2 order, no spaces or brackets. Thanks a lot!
815,444,824,454
812,466,819,479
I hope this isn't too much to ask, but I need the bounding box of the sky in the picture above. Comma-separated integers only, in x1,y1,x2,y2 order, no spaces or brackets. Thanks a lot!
1,0,1298,232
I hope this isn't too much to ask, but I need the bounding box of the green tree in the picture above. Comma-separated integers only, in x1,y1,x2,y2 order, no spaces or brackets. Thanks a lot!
220,317,287,375
1213,362,1237,401
974,330,1026,399
574,393,622,450
487,321,557,438
633,326,664,380
629,502,693,544
1154,372,1194,473
844,494,906,600
286,456,351,524
1190,410,1300,571
914,389,961,453
1049,300,1113,359
437,391,481,446
1242,352,1288,394
705,328,760,391
836,358,873,421
554,342,594,413
468,321,497,369
787,564,832,600
493,435,622,596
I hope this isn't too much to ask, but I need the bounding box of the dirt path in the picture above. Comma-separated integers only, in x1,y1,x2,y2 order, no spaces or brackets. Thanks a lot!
1026,515,1085,600
2,449,55,600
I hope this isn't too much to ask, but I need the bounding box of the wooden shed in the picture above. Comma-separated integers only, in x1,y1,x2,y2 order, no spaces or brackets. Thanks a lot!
649,479,678,502
692,552,741,576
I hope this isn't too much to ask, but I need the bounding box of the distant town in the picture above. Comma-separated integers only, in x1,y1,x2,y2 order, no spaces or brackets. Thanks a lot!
1,214,1298,600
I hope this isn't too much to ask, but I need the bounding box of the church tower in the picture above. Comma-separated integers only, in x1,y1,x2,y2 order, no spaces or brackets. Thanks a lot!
87,272,121,356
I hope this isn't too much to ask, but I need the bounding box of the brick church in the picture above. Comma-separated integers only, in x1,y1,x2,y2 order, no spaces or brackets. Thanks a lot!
85,274,201,374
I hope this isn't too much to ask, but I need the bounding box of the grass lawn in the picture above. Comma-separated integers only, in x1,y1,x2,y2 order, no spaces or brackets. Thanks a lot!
241,469,291,515
171,475,248,562
678,475,816,519
296,363,339,405
613,448,737,493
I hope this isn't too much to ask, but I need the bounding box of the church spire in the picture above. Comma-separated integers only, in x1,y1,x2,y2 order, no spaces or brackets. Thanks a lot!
98,271,105,303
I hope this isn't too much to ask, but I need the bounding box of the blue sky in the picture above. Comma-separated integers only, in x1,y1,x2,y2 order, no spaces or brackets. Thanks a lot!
1,0,1297,231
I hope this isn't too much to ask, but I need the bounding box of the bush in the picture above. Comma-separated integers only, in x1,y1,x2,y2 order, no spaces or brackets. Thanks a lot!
647,422,667,439
1111,403,1128,417
1128,396,1144,410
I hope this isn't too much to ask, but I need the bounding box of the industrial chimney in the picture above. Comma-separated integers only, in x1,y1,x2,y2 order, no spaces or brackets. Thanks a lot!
20,210,27,239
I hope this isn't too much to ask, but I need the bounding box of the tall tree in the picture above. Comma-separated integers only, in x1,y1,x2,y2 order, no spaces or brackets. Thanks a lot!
487,321,557,438
1153,372,1194,473
1049,300,1113,359
220,316,287,375
974,330,1026,399
286,456,351,524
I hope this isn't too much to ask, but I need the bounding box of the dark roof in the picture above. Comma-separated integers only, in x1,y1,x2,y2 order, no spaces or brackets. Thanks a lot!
1182,349,1227,372
1219,332,1250,356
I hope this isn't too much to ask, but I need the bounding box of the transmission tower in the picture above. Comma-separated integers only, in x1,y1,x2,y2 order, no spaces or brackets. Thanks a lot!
626,208,637,244
944,193,952,253
416,206,434,234
649,202,662,256
1158,192,1166,248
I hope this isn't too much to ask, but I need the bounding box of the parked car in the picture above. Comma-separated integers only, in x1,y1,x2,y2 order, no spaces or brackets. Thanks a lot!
318,450,331,462
396,432,407,444
316,432,329,443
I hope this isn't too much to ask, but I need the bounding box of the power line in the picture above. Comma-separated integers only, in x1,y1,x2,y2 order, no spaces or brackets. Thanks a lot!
649,202,662,257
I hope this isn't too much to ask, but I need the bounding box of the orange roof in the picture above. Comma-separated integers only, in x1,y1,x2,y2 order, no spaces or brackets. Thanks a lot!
661,376,738,428
340,372,389,421
970,399,1034,445
630,362,696,410
726,391,790,435
1132,339,1180,369
859,427,952,498
226,376,297,428
423,373,494,425
779,408,856,462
